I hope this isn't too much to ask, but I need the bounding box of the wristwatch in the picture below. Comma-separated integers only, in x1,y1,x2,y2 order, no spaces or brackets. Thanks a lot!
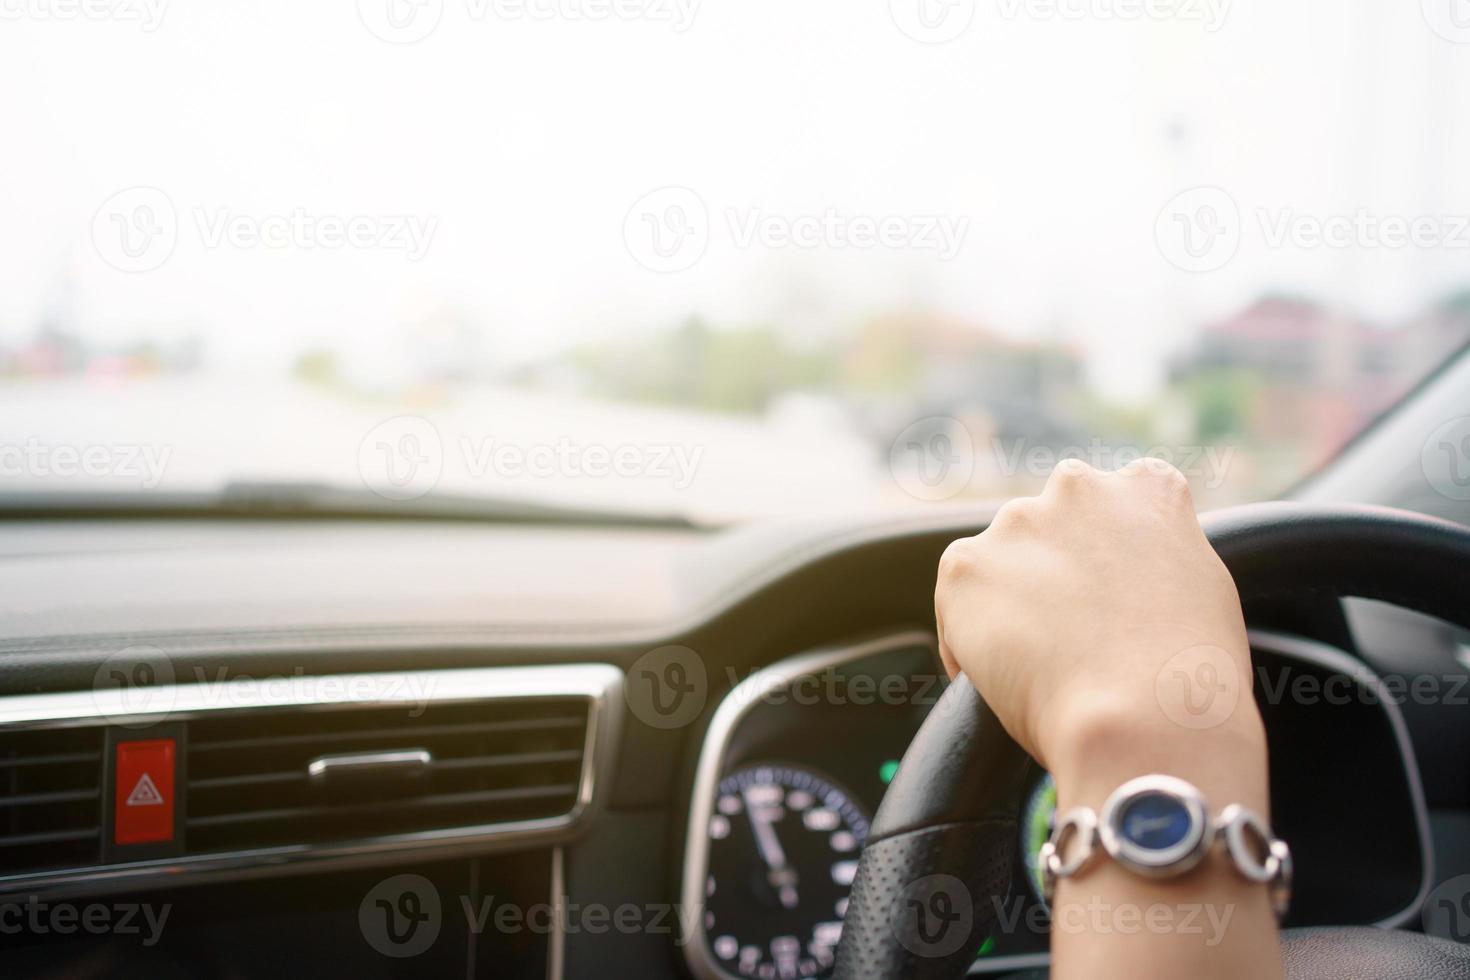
1037,774,1293,919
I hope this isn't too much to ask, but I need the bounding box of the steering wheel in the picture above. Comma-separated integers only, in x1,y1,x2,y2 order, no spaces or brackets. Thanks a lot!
832,502,1470,980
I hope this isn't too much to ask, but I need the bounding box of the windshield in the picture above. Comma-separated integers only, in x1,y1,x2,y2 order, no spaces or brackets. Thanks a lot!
3,4,1467,523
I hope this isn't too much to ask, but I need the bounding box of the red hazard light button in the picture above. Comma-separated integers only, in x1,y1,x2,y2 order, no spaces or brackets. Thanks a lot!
114,739,175,845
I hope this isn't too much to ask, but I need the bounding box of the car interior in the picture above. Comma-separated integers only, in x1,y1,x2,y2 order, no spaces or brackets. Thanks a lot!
5,3,1470,979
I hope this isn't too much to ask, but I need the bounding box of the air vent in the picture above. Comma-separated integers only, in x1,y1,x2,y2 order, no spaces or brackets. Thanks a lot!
0,727,103,873
185,697,591,854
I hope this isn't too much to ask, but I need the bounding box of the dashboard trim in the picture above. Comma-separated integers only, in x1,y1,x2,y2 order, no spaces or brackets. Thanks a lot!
679,629,938,980
1246,629,1434,931
680,630,1435,980
0,663,624,899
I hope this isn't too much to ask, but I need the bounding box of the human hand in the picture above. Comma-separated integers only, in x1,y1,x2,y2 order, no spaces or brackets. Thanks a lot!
935,458,1266,803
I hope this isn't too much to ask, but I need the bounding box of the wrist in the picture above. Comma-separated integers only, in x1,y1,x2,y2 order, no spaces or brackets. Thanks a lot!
1040,686,1270,815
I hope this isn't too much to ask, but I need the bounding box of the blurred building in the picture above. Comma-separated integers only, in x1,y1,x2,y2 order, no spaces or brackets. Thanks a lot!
1171,293,1470,465
848,311,1086,447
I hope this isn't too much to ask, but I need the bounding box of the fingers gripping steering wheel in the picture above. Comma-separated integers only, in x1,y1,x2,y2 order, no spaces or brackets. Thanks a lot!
831,503,1470,980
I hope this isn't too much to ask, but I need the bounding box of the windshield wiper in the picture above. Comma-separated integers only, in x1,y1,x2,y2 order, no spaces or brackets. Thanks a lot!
0,481,701,530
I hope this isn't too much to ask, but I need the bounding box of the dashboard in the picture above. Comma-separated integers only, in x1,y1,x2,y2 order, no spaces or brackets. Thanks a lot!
679,632,1430,979
0,514,1450,979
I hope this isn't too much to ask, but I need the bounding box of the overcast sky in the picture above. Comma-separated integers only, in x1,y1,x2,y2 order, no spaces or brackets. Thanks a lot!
3,0,1470,400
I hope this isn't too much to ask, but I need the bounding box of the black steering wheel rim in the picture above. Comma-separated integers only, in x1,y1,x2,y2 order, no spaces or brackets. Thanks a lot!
831,502,1470,980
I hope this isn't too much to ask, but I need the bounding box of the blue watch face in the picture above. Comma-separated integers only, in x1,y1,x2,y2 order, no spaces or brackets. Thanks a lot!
1118,791,1193,851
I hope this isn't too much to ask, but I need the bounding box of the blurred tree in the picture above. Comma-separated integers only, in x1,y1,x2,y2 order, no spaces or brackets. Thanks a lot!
293,349,339,387
571,318,836,414
1178,369,1258,442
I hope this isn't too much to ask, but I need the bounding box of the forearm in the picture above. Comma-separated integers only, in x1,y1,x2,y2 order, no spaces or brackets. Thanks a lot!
1044,694,1283,980
936,461,1288,979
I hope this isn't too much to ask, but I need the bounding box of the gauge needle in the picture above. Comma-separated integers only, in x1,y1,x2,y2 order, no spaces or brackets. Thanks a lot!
742,787,800,910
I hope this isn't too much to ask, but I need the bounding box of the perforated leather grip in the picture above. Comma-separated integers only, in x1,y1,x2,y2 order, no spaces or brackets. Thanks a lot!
832,677,1034,980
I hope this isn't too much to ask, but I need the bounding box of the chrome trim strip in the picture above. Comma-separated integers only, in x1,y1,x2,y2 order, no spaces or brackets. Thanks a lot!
679,630,938,980
0,663,620,728
549,845,566,980
0,663,623,899
306,749,433,782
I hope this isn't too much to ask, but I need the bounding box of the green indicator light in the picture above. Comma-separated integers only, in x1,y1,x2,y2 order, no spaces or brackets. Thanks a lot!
977,936,996,957
879,760,901,784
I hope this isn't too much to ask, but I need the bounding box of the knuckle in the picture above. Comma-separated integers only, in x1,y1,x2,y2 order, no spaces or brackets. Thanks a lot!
1151,459,1192,495
1122,456,1190,494
937,538,980,581
987,497,1036,533
1047,457,1095,490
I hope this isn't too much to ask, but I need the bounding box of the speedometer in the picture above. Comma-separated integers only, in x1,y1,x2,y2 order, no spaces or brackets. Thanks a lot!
1021,772,1057,905
703,764,871,978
